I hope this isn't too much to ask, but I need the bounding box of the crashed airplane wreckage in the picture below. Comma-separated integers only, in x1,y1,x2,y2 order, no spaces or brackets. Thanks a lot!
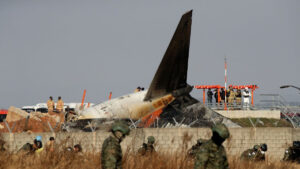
68,10,239,131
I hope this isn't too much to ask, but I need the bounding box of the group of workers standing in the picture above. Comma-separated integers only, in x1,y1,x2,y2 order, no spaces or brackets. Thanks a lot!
47,96,64,114
207,87,251,110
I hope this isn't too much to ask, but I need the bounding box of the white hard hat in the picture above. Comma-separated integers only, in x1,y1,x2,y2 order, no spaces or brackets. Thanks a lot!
245,87,249,90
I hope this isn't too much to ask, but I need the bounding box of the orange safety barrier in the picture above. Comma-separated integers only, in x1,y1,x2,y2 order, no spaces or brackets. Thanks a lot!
222,88,227,110
203,89,205,104
109,92,112,100
228,85,259,90
194,85,224,89
81,89,86,107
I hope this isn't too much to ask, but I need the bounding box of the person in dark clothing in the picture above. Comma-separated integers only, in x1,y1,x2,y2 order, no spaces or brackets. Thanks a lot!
220,88,225,104
226,88,230,99
214,89,219,105
236,89,242,109
73,144,82,153
138,136,156,156
207,89,213,106
283,141,300,163
33,139,43,153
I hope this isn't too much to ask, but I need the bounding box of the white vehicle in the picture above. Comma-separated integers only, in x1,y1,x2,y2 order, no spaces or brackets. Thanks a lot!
21,103,94,113
22,103,48,113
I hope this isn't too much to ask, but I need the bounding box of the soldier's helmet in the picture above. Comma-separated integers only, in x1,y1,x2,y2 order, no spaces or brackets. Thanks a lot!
212,123,230,139
147,136,155,144
260,143,268,151
111,121,130,135
293,141,300,148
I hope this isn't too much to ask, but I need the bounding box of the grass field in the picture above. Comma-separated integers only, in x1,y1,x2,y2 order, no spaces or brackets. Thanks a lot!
0,150,299,169
0,128,298,169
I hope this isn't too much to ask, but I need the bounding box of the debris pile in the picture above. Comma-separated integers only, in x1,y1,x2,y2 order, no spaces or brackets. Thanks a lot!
5,106,40,122
153,103,240,128
0,106,63,133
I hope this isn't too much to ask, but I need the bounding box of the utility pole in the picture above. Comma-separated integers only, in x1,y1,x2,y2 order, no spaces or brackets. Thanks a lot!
224,56,228,110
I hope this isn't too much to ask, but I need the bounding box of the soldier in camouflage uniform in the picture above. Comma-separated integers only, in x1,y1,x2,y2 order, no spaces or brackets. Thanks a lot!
240,144,259,160
194,123,230,169
188,138,207,158
138,136,156,156
240,144,267,161
101,121,130,169
283,141,300,163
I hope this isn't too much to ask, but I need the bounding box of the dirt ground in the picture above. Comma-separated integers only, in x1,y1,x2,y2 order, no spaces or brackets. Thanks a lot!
0,114,63,133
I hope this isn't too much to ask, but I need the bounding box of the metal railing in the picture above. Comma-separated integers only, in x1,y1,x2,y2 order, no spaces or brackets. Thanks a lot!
201,94,300,128
201,100,255,111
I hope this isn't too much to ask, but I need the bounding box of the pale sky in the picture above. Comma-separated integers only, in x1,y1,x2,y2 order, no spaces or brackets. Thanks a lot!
0,0,299,108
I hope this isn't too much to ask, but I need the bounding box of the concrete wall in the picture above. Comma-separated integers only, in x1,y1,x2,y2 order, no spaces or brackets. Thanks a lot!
1,127,300,159
216,110,281,119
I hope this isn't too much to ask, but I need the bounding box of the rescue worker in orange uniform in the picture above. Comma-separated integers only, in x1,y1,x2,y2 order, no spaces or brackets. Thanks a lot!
56,96,64,113
47,96,55,114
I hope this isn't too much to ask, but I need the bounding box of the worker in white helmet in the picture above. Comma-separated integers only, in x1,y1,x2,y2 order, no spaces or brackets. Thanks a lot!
242,87,251,110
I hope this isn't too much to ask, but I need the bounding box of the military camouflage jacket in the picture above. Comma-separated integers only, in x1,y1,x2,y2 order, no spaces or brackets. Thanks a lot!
283,147,300,163
188,144,200,158
194,140,229,169
283,147,293,161
101,136,122,169
138,143,155,156
188,140,207,158
240,149,265,161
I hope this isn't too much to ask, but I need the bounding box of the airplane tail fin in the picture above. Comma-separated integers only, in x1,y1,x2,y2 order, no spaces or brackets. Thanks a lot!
144,10,193,101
